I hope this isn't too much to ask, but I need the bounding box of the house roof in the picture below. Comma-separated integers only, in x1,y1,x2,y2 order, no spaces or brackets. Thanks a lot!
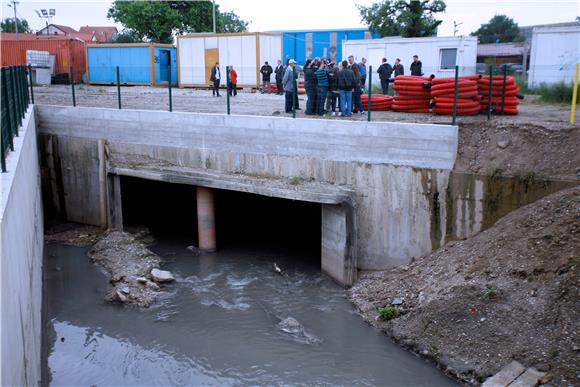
477,43,527,57
43,24,78,34
78,26,118,42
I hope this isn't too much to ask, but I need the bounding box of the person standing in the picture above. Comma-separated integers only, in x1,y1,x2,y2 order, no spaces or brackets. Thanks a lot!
274,59,284,95
210,62,221,97
315,61,329,116
304,59,318,115
410,55,422,76
283,59,299,113
228,65,238,97
357,57,367,87
352,64,364,114
347,55,355,69
393,58,404,77
326,62,340,116
260,61,273,94
377,58,393,95
337,60,354,117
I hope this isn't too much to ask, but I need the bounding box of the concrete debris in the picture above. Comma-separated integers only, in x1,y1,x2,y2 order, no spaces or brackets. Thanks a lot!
391,297,403,306
88,230,169,307
150,268,175,283
482,361,526,387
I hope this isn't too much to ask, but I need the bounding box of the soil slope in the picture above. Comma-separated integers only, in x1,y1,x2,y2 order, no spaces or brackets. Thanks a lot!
349,186,579,385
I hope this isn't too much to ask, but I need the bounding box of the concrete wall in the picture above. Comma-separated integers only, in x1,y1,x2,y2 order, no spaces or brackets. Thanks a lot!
37,105,458,270
0,108,43,386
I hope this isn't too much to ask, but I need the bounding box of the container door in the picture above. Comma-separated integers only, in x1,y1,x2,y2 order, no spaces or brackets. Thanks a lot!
205,48,219,84
159,50,170,82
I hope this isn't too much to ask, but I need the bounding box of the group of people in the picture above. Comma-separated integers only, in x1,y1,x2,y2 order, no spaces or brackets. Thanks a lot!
210,54,424,116
376,55,422,94
209,62,239,97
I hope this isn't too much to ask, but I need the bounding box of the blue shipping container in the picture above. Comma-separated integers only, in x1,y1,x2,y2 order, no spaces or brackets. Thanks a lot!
87,44,177,85
278,28,379,64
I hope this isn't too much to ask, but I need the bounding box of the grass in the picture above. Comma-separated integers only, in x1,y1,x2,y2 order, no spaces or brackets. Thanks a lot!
377,306,401,320
481,287,499,301
515,76,579,104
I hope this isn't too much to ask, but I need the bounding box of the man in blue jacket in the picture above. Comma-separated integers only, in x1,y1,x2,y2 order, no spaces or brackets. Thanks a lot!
282,59,300,113
357,57,367,87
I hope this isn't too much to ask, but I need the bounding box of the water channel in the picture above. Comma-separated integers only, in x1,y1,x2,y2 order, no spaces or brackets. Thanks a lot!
43,238,455,386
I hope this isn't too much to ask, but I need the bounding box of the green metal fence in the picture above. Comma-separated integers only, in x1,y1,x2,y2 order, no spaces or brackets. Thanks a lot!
1,65,31,173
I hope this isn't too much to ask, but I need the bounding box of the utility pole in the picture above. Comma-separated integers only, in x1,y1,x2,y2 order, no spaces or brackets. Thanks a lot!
9,0,20,40
212,0,216,33
453,21,463,37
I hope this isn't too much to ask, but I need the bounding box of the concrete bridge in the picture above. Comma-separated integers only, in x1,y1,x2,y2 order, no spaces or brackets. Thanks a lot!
36,105,458,286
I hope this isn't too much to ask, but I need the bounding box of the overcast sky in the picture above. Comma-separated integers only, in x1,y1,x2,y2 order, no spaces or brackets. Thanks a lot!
2,0,578,37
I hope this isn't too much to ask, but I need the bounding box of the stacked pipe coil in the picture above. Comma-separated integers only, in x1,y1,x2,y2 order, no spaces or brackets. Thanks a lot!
478,75,520,115
392,75,432,113
430,77,480,116
362,94,393,111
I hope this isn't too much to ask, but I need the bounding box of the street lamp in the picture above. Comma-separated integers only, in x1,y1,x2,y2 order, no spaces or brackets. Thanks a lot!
35,8,55,35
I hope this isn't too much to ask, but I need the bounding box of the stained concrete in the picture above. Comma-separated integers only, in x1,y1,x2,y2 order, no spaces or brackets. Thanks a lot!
0,108,43,386
37,105,459,274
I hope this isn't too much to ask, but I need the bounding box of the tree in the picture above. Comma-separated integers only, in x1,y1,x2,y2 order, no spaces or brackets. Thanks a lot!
111,29,143,43
358,0,446,38
107,1,248,43
0,17,31,33
471,15,523,44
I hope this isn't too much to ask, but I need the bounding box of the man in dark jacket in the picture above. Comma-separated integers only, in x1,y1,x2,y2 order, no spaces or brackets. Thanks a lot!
337,60,355,117
274,59,284,95
393,58,404,77
377,58,393,95
303,59,318,115
260,61,273,94
410,55,422,76
209,62,221,97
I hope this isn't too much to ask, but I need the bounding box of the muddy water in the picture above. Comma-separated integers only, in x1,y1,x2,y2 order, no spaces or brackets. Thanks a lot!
44,240,455,386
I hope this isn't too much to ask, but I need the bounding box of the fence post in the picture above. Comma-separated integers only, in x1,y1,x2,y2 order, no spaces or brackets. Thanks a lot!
3,68,15,151
23,66,29,106
487,65,493,120
571,63,579,124
500,65,507,115
452,65,459,126
70,65,76,107
367,65,372,122
226,66,230,115
292,66,297,119
116,66,122,110
28,65,34,104
168,65,173,112
10,67,22,131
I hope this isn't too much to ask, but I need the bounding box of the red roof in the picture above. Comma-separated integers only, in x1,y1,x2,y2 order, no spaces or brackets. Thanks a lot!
79,26,118,42
50,24,78,34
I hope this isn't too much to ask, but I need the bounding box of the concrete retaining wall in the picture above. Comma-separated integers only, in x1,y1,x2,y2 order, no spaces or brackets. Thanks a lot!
37,105,458,270
0,108,43,386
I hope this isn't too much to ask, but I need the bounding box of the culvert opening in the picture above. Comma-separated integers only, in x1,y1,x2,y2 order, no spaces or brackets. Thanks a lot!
120,176,321,263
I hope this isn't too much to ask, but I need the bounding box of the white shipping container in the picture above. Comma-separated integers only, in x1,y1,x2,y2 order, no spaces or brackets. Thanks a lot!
528,25,580,88
177,32,283,88
342,36,478,83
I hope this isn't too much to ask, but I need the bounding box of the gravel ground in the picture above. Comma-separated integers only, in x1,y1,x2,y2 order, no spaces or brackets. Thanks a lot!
33,85,580,180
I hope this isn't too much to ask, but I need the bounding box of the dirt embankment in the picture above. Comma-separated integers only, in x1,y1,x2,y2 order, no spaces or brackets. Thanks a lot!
455,121,580,181
349,187,580,385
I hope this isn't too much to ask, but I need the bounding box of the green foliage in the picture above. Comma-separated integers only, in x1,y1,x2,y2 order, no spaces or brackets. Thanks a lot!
377,306,401,320
107,1,248,43
358,0,446,38
471,15,523,43
534,82,579,104
480,287,499,300
0,17,31,33
112,29,143,43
